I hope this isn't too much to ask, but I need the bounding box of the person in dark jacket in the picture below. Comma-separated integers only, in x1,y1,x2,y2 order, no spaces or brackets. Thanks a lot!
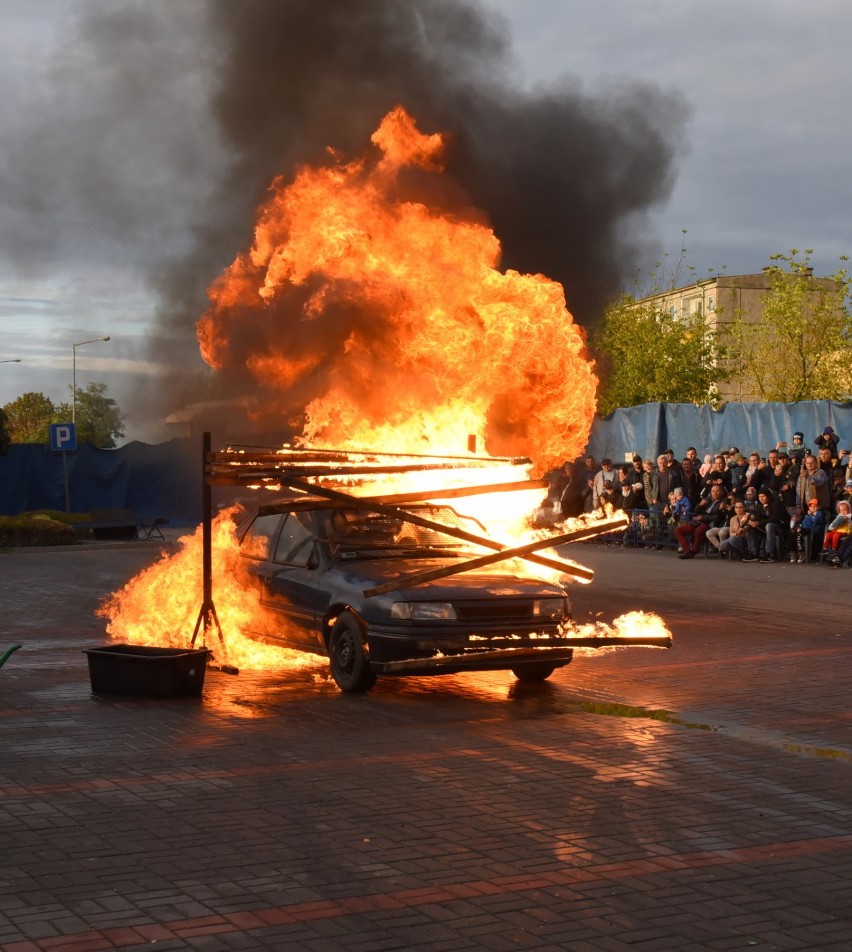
753,488,788,562
675,483,728,558
558,462,588,519
815,426,840,458
680,457,702,509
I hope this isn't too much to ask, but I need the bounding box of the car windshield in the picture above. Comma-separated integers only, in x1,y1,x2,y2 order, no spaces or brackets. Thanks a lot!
318,505,488,559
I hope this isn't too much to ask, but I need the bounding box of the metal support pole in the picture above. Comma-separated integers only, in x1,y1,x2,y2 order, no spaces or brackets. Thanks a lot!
191,431,224,649
61,451,70,513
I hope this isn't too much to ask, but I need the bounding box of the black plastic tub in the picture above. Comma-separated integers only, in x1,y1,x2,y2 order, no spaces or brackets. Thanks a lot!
83,644,210,698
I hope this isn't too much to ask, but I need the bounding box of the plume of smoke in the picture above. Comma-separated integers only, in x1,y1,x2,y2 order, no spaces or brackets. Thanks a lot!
0,0,688,440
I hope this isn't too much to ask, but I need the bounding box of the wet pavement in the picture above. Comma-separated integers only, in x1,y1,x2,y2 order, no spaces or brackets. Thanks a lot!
1,539,851,951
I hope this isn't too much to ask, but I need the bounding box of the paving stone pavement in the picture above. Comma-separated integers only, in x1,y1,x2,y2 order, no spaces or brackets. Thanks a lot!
1,540,851,951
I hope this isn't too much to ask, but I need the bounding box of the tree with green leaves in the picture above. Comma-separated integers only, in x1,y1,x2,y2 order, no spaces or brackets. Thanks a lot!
3,391,57,443
725,250,851,402
590,232,730,414
0,406,10,454
2,382,125,447
591,295,728,415
56,382,126,448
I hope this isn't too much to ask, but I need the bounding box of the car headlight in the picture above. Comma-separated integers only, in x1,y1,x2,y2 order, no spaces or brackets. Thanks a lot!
391,602,458,620
532,598,568,619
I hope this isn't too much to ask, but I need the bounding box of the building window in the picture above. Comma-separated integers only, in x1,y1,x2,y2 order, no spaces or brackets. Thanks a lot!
708,296,715,312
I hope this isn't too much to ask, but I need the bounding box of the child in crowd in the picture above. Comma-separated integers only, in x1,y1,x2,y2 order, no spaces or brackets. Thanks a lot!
670,487,692,525
788,431,808,464
788,499,827,563
799,499,825,562
822,500,852,564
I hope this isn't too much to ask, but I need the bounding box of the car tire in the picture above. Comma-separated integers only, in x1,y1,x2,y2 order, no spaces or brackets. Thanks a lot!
329,611,377,693
511,663,556,683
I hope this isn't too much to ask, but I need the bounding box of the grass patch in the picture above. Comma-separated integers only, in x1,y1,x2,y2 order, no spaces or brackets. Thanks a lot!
576,700,718,731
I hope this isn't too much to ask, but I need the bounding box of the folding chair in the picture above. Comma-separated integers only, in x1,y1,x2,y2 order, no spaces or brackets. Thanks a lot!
141,517,168,541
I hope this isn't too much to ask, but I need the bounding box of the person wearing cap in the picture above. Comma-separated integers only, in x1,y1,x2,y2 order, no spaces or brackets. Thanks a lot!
788,431,808,464
815,426,840,458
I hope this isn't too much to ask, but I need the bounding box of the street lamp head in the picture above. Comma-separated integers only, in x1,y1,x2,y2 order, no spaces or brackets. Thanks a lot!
71,336,111,423
73,336,111,349
0,358,22,363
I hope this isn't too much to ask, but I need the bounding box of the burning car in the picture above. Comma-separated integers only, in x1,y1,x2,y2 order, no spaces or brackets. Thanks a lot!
237,499,577,692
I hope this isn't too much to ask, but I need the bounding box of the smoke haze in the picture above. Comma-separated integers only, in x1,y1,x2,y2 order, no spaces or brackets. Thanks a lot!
0,0,688,439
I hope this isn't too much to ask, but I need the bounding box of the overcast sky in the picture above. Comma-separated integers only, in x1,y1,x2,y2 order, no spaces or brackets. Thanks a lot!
1,0,850,441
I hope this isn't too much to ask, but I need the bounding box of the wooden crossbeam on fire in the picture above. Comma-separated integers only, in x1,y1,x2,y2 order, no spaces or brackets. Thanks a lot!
206,446,533,486
257,478,550,514
282,476,629,588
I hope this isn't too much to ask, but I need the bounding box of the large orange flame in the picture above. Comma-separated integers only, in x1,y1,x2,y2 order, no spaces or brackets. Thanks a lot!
100,108,672,667
197,106,597,474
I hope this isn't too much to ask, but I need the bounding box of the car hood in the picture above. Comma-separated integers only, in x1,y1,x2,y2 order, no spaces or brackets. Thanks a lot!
329,556,566,599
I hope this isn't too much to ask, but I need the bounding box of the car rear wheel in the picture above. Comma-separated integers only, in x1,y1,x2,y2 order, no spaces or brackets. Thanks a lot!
329,612,377,693
511,663,556,683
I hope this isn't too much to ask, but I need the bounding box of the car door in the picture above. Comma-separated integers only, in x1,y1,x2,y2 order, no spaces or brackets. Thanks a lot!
259,511,330,652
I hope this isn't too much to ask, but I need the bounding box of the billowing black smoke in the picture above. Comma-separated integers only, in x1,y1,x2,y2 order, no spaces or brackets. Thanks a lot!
169,0,687,435
204,0,686,323
0,0,688,440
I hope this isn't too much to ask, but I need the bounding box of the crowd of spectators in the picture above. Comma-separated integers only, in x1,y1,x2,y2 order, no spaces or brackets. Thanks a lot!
544,426,852,567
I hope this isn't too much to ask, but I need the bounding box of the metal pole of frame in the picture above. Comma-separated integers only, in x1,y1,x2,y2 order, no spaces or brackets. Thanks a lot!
191,431,225,651
62,452,70,513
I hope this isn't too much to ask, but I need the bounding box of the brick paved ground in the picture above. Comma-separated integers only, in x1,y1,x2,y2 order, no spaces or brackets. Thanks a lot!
1,540,851,951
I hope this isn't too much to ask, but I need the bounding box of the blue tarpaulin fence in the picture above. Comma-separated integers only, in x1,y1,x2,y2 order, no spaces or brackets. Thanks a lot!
585,400,852,464
1,401,849,524
0,438,202,525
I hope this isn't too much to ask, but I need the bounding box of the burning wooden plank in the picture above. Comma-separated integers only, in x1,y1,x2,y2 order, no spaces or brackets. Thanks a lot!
282,476,628,585
362,515,630,597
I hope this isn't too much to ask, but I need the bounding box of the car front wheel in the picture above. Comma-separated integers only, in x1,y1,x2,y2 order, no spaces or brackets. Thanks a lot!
329,611,377,693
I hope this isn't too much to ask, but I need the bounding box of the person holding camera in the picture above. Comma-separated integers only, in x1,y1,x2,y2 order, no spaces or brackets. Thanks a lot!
719,501,761,561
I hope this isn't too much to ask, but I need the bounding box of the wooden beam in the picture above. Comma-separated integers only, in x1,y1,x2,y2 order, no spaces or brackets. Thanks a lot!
256,478,548,517
362,516,629,597
282,476,626,584
207,459,529,485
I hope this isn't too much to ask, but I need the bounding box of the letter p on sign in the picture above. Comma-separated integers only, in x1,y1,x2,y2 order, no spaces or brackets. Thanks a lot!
50,423,77,452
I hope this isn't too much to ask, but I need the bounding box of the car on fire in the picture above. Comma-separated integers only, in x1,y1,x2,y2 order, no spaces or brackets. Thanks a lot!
237,499,578,692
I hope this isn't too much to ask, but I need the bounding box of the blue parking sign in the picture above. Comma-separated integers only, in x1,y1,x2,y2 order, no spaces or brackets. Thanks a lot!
50,423,77,451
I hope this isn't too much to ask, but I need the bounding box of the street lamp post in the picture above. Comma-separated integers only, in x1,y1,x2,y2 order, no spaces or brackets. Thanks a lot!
72,337,110,423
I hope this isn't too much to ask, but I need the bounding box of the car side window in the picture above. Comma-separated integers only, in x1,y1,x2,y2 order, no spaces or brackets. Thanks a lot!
272,512,315,566
241,514,282,560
